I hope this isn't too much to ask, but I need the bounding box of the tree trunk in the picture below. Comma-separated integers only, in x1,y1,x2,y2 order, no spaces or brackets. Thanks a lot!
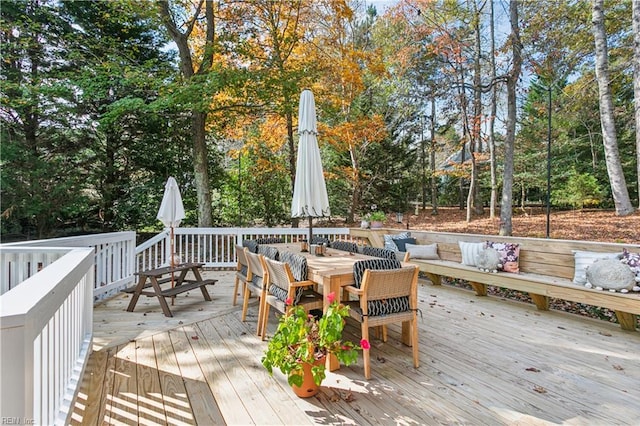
592,0,635,216
430,98,438,215
499,0,522,236
472,0,484,217
489,0,498,220
192,111,213,226
159,0,215,227
633,0,640,208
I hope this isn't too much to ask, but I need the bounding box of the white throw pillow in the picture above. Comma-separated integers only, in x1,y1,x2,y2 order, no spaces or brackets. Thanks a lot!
572,250,620,284
405,243,439,260
459,242,485,266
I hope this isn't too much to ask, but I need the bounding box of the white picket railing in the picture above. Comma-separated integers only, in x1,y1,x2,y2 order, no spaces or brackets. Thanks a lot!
135,227,355,271
0,247,94,425
2,232,136,299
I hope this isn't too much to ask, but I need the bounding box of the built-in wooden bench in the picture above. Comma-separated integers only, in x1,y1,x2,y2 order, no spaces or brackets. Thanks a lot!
350,228,640,331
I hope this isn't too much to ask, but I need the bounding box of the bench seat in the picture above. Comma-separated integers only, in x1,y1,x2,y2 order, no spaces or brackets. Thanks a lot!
350,228,640,331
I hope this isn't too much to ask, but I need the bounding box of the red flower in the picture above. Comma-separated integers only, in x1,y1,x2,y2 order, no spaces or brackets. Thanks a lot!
360,339,370,350
327,292,336,304
285,297,293,306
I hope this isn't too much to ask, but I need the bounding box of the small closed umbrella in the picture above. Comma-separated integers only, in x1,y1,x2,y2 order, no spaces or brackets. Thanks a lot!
157,177,185,299
291,89,331,246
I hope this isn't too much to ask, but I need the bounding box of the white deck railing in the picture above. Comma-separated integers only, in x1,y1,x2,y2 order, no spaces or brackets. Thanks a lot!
2,232,136,299
0,247,94,425
135,227,355,271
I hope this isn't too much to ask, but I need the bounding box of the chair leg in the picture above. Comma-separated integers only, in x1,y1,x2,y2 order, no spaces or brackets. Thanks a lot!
261,304,271,341
382,325,388,342
362,321,371,379
411,317,419,368
232,277,239,306
241,286,250,321
256,293,265,336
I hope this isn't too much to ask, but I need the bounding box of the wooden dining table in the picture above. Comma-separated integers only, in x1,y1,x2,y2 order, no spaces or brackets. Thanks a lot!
271,243,412,371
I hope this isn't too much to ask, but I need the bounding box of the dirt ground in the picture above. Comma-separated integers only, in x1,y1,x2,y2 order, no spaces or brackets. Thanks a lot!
364,206,640,244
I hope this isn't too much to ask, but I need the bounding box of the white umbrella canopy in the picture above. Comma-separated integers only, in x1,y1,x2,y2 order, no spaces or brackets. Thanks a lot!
157,176,185,273
291,89,331,244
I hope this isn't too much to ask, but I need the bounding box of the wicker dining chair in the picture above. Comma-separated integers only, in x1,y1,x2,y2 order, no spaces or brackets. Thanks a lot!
330,240,359,253
243,250,269,336
260,257,323,340
233,244,250,306
344,265,420,379
361,246,397,260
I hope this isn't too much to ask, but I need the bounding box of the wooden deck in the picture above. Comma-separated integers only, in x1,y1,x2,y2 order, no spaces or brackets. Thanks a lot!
72,270,640,425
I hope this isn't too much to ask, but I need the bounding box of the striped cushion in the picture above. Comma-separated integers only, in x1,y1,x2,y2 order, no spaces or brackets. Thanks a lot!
459,241,485,266
362,246,397,260
330,241,359,253
280,251,308,281
258,245,279,260
353,258,407,316
242,239,259,253
269,284,305,304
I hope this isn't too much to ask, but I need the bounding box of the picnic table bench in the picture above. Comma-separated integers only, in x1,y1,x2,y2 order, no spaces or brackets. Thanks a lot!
350,229,640,331
124,262,217,317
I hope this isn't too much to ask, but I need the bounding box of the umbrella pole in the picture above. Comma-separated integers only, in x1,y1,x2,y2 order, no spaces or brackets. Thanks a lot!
308,216,313,246
170,226,175,306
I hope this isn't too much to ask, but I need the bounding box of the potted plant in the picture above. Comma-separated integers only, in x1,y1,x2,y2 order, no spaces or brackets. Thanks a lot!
261,292,369,397
368,211,386,229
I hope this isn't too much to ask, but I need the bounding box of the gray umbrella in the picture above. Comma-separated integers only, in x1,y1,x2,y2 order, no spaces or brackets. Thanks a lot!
291,89,331,244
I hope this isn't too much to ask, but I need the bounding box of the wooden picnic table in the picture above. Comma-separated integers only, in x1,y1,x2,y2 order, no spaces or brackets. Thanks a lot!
125,262,216,317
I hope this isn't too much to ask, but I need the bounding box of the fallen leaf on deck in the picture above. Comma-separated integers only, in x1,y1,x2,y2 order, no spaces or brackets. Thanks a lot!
329,394,340,402
343,391,355,402
526,367,540,372
376,356,386,363
599,331,612,337
533,385,547,393
191,335,199,340
613,365,623,371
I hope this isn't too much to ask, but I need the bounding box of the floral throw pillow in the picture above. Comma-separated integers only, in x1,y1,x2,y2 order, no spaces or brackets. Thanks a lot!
486,241,520,273
621,248,640,282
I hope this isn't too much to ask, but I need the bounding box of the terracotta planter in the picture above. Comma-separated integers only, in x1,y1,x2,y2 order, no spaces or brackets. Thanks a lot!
370,221,384,229
291,357,326,398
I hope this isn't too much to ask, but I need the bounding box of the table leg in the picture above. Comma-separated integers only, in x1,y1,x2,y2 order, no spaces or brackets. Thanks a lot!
191,267,212,301
150,277,173,317
126,275,148,312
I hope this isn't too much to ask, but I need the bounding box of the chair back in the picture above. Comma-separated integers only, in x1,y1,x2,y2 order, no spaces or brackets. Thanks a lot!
279,251,308,281
310,236,331,245
258,245,279,260
246,250,267,288
361,266,419,304
256,237,284,244
353,258,402,288
362,246,396,260
330,240,359,253
242,239,259,253
264,257,306,304
235,244,249,276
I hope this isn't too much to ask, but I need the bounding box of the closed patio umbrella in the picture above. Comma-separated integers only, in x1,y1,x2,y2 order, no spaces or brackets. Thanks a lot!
291,89,331,246
157,177,185,298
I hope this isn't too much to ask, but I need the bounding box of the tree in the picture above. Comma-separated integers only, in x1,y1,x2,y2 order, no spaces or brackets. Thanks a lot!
591,0,634,216
499,0,522,236
158,0,215,227
633,0,640,209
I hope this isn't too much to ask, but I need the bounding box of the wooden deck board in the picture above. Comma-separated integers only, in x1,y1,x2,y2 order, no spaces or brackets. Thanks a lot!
74,270,640,425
